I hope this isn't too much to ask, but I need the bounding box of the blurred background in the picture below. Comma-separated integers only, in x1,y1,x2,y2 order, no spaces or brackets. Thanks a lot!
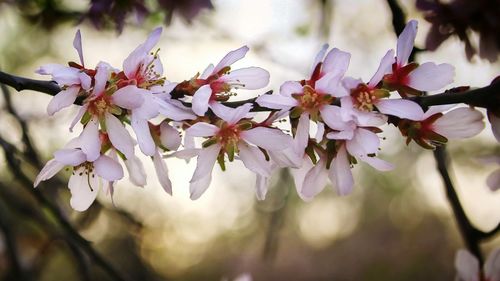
0,0,499,280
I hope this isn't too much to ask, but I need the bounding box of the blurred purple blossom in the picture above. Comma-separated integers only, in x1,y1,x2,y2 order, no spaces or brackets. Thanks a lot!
158,0,214,24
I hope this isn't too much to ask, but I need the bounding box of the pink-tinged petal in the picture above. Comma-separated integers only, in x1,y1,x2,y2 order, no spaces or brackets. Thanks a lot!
94,155,124,181
342,77,363,91
255,173,269,201
423,105,457,119
47,86,79,116
241,127,291,151
485,248,500,280
34,159,65,187
156,98,196,120
326,130,354,140
360,156,394,171
169,149,200,160
151,81,177,96
488,111,500,142
93,65,108,96
124,155,147,187
310,44,328,74
223,67,270,90
455,249,480,281
315,72,341,95
268,148,302,168
209,102,236,121
322,48,351,77
192,84,212,116
105,112,135,159
190,143,221,182
69,105,88,133
315,122,325,142
406,62,455,91
153,149,172,195
487,170,500,192
280,80,304,97
186,122,218,137
238,142,271,177
190,174,212,200
143,27,162,53
36,63,67,75
301,158,328,200
133,94,159,119
111,85,146,110
200,63,215,79
68,169,99,212
222,103,253,125
397,20,418,66
123,27,162,79
320,105,352,131
213,46,249,73
375,99,424,120
293,113,310,156
368,49,395,87
73,30,84,66
160,122,181,151
255,94,297,110
433,107,484,139
54,149,86,166
78,72,91,90
291,157,314,201
79,119,101,161
131,114,155,156
330,145,354,196
52,68,82,86
354,111,388,127
346,128,380,156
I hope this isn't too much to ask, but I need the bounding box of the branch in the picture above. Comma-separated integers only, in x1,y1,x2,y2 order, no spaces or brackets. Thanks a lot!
0,71,60,95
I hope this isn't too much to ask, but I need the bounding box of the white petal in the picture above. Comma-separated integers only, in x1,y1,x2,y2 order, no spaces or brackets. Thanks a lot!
156,98,196,120
69,105,88,132
190,174,212,200
34,159,64,187
397,20,418,66
301,159,329,200
256,94,297,110
68,168,99,212
315,122,325,142
192,84,212,116
105,112,135,159
342,77,363,91
93,65,109,96
485,248,500,280
346,128,380,156
94,155,124,181
322,48,351,78
255,173,270,201
280,81,304,97
200,63,215,79
326,130,354,140
54,149,86,166
222,103,253,125
454,249,480,281
422,105,457,119
375,99,424,120
73,30,84,66
320,105,352,131
291,157,314,201
213,46,249,73
238,142,271,177
330,145,354,196
368,49,395,87
360,156,394,171
153,149,172,195
143,27,162,53
169,149,200,160
433,107,484,139
315,72,341,95
310,44,328,74
47,86,79,116
224,67,270,90
124,155,147,187
293,113,310,156
79,119,101,162
190,144,221,182
78,72,91,90
186,122,218,137
268,148,302,168
241,127,291,151
131,114,155,156
406,62,455,91
160,122,181,151
111,85,146,110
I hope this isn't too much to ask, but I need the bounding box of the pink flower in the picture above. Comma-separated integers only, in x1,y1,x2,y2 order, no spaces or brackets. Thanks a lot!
34,134,123,212
382,20,455,96
398,105,484,149
184,104,291,199
181,46,270,116
36,30,92,116
455,248,500,281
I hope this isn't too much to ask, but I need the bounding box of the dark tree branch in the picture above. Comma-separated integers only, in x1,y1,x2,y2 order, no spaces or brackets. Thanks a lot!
0,71,60,95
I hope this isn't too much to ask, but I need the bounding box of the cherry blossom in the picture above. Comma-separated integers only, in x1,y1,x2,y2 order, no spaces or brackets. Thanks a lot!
455,249,500,281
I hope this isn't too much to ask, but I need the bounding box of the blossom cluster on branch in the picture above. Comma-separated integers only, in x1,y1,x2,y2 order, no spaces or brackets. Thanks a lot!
33,20,490,212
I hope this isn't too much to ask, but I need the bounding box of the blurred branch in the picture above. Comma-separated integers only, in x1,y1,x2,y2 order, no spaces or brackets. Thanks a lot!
1,70,499,112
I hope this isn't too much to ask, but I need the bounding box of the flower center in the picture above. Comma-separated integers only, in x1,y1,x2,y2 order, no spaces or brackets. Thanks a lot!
350,84,388,112
294,85,333,113
216,123,241,146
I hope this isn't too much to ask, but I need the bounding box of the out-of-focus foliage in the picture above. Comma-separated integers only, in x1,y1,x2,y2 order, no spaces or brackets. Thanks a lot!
1,0,214,32
416,0,500,62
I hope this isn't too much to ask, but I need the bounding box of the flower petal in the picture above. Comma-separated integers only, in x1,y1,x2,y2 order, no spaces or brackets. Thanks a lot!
186,122,218,137
322,48,351,78
291,157,314,201
397,20,418,66
47,86,79,116
68,171,99,212
200,63,215,79
54,149,87,166
73,30,85,66
69,105,88,132
124,155,147,187
280,81,303,97
255,172,271,201
93,65,109,96
433,107,484,139
34,159,64,187
241,127,291,151
160,122,181,151
153,149,172,195
346,128,380,156
238,142,271,177
111,85,146,110
256,94,297,110
375,99,424,120
359,156,394,171
484,248,500,280
190,174,212,200
221,103,253,125
213,46,249,73
330,145,354,196
192,84,212,116
310,44,328,74
293,113,310,156
301,158,329,200
369,49,395,87
94,155,124,181
406,62,455,91
79,119,101,162
454,249,480,281
131,114,155,156
223,67,270,90
190,143,221,182
156,98,196,120
105,112,135,159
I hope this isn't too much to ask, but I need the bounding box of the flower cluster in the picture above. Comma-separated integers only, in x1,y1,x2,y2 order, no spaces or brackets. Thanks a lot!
34,20,486,211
